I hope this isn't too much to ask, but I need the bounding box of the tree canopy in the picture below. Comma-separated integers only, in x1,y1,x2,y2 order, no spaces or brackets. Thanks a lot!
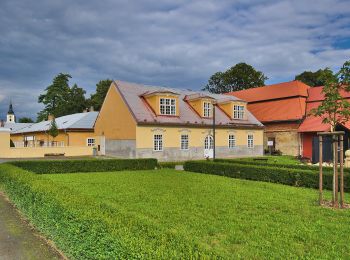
48,119,59,139
310,60,350,131
18,117,34,123
203,63,268,93
37,73,87,121
87,79,113,111
295,68,336,87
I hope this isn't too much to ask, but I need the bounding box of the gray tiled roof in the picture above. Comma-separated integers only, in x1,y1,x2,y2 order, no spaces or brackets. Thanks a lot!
114,80,263,128
12,112,98,134
3,123,34,133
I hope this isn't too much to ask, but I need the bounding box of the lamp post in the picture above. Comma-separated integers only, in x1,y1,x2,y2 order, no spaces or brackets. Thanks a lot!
212,102,216,160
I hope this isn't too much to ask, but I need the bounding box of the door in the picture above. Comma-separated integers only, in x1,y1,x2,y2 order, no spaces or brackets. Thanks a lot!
312,136,333,163
204,135,214,158
99,136,106,156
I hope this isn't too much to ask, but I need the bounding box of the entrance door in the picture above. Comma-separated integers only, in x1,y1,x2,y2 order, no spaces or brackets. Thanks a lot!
204,135,214,158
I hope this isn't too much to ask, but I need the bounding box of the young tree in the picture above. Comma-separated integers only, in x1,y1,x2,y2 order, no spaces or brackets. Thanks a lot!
203,63,267,93
87,79,113,111
48,118,59,143
311,60,350,207
295,68,336,87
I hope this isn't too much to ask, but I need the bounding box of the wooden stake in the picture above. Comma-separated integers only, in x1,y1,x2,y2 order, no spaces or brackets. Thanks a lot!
334,136,339,208
332,136,336,206
319,135,323,205
340,135,344,208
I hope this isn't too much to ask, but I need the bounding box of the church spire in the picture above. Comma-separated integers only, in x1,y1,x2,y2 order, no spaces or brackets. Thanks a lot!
7,100,15,123
8,101,14,115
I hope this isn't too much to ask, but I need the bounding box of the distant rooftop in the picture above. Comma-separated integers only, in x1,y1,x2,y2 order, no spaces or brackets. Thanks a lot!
12,112,98,134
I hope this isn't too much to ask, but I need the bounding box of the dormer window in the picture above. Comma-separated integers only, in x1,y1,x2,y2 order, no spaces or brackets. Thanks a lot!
233,105,244,119
203,102,212,117
160,98,176,115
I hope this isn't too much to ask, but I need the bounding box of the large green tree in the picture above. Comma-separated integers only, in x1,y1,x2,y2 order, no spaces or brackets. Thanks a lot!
295,68,336,87
203,63,268,93
87,79,113,111
37,73,87,121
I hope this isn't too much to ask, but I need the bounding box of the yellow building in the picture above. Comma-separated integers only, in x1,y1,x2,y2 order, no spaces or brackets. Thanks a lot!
95,80,264,161
10,112,98,148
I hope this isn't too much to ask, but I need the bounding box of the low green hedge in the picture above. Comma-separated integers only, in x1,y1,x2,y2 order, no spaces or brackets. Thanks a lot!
0,165,146,258
10,158,158,174
184,161,347,191
214,158,343,174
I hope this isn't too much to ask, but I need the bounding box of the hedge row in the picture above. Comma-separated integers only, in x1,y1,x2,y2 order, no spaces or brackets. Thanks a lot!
10,158,158,174
184,161,349,191
0,165,152,259
214,158,343,173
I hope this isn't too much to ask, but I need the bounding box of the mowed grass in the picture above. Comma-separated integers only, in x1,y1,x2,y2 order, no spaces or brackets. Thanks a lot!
43,169,350,259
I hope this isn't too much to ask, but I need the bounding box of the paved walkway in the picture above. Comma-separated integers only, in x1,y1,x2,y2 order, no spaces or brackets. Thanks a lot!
0,192,64,260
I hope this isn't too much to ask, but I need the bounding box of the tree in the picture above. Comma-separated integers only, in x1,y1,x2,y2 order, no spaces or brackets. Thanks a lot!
48,118,59,140
37,73,87,121
203,63,268,93
66,84,87,113
295,68,336,87
310,60,350,208
18,117,34,123
87,79,113,111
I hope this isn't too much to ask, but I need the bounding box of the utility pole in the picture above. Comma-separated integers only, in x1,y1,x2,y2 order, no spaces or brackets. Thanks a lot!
213,103,216,160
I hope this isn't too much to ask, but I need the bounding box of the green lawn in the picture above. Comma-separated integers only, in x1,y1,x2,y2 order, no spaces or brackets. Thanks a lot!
42,169,350,259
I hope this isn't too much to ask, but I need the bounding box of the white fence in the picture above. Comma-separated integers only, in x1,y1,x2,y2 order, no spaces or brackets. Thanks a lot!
14,141,65,148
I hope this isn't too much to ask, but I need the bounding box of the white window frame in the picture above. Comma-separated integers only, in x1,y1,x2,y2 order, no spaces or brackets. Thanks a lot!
233,105,245,119
247,134,254,149
154,134,163,151
203,101,211,117
160,98,176,115
87,138,95,147
180,134,189,150
228,134,236,149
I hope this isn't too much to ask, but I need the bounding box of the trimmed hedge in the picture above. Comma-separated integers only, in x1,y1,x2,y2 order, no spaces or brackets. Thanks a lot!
214,158,342,173
184,161,348,191
0,165,148,259
10,158,158,174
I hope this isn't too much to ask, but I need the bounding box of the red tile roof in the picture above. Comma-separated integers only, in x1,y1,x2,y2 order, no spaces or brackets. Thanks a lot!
298,86,350,132
226,80,310,123
227,80,310,102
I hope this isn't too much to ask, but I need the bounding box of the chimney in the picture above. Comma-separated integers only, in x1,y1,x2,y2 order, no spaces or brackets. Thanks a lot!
89,106,94,112
83,109,88,113
0,119,4,127
48,114,55,121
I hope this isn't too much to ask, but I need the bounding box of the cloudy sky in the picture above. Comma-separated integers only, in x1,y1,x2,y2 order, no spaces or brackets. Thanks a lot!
0,0,350,120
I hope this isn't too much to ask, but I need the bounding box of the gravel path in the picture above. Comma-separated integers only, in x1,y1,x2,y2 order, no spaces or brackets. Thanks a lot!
0,192,64,260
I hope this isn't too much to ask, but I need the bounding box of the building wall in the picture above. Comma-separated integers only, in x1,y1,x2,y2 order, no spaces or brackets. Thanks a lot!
10,131,95,147
264,122,301,156
134,125,263,161
0,130,93,158
94,83,137,139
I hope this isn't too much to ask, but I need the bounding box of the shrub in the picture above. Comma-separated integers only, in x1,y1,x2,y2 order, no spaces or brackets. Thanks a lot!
184,161,348,191
9,158,158,174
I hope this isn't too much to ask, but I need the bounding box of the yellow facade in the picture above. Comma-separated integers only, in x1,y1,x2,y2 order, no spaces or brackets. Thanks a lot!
188,98,214,117
10,131,95,147
94,84,137,139
0,130,93,158
144,93,180,116
136,125,263,149
217,101,246,120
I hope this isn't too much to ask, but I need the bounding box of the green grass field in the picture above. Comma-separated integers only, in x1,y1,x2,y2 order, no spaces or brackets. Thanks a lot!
42,169,350,259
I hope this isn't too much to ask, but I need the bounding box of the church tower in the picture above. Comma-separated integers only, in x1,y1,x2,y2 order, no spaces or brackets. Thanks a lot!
6,101,15,123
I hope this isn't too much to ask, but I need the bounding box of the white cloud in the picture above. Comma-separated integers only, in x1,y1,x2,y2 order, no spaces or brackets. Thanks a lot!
0,0,349,118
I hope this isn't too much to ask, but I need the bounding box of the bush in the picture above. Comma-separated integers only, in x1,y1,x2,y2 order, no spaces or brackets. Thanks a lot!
184,161,348,191
0,164,142,259
10,158,158,174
